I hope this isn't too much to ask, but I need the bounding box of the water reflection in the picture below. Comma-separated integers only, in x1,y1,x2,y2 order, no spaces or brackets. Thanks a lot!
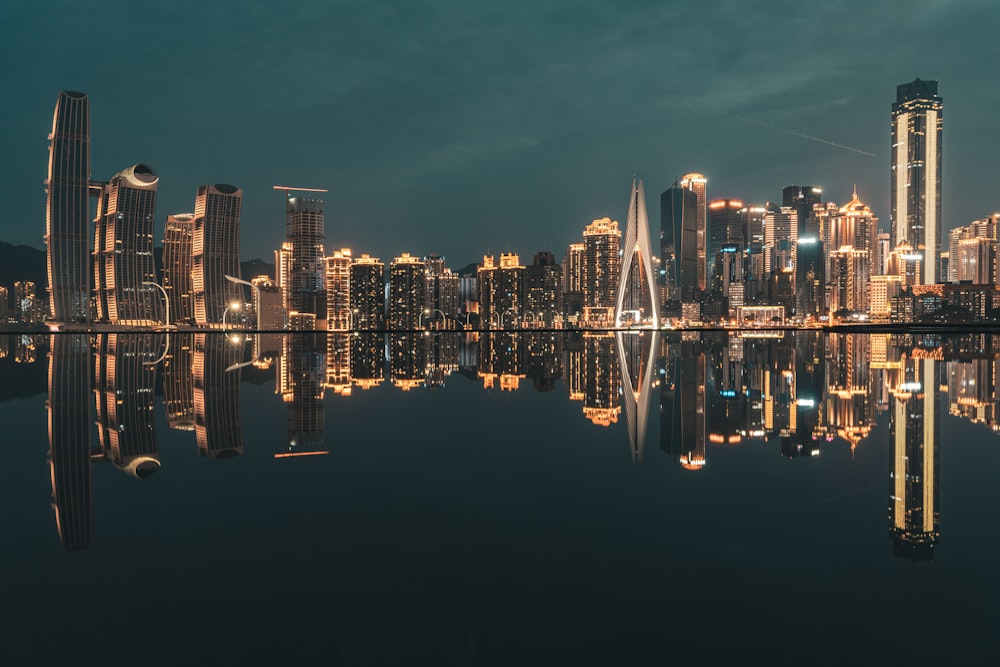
36,330,993,558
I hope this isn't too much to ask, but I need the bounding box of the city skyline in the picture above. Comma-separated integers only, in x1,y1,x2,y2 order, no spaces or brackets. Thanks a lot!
4,2,1000,265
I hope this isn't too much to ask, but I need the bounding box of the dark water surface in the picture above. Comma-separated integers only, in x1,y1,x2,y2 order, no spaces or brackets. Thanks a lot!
1,331,998,665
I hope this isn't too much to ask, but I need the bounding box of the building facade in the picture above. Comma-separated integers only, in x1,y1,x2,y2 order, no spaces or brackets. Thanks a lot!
193,184,243,327
891,79,943,284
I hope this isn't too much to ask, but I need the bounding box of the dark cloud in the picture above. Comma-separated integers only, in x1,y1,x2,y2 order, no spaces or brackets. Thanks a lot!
2,0,997,266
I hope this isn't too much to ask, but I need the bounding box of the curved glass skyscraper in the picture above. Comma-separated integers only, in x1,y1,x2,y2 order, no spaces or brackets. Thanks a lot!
192,184,243,327
45,91,92,323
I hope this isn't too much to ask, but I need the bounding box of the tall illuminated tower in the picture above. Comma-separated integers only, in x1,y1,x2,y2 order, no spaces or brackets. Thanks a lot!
193,184,243,327
93,164,161,325
660,185,698,306
350,255,385,330
891,79,943,284
163,213,195,324
389,253,427,329
285,196,326,324
679,173,708,291
45,90,92,323
582,218,621,324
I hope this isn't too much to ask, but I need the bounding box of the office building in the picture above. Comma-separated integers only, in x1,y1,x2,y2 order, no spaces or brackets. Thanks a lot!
891,79,943,284
795,237,825,318
764,204,798,276
163,213,195,324
782,185,823,237
93,164,161,325
708,199,746,286
45,90,92,323
660,185,699,306
193,184,243,327
679,173,708,291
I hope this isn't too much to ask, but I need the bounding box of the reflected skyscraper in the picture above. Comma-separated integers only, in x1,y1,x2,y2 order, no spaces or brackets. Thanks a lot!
582,333,620,426
93,334,161,477
45,90,92,323
891,79,943,284
478,332,524,391
193,184,243,327
283,333,326,452
351,332,386,389
193,333,244,458
391,333,427,390
47,334,93,549
889,355,940,560
524,332,563,391
93,165,162,325
163,332,195,431
327,331,352,395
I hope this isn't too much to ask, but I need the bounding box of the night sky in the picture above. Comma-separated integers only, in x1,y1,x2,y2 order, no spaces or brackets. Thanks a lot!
3,0,997,267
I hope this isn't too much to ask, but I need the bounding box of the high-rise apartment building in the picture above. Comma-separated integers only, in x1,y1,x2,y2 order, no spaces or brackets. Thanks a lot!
679,173,708,291
46,91,92,323
827,190,879,280
563,242,585,317
891,79,943,284
326,248,352,331
350,255,385,330
163,213,195,324
284,196,326,324
829,247,870,314
193,184,243,327
389,253,426,329
478,253,525,327
795,238,825,318
93,164,161,325
424,255,460,325
526,251,563,325
582,217,621,323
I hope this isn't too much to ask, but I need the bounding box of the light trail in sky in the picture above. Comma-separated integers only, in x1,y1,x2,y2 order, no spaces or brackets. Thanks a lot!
682,99,877,158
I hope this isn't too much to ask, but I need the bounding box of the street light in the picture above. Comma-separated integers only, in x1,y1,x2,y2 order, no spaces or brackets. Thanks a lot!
224,275,260,329
419,308,447,330
142,280,173,330
222,301,242,331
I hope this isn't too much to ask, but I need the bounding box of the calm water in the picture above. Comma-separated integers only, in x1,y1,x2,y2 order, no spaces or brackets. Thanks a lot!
1,330,998,665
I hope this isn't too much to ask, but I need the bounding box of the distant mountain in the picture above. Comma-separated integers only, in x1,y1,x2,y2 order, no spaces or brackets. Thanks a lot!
0,243,46,294
241,258,274,281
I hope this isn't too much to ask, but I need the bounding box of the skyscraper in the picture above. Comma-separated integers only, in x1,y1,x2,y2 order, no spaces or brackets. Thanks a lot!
478,253,524,328
526,251,563,325
389,253,426,329
326,248,352,331
350,255,385,330
582,217,621,324
660,185,699,310
285,196,326,324
193,184,243,327
679,173,708,291
708,199,746,286
46,91,92,323
93,164,161,325
782,185,823,237
163,213,195,325
891,79,943,285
